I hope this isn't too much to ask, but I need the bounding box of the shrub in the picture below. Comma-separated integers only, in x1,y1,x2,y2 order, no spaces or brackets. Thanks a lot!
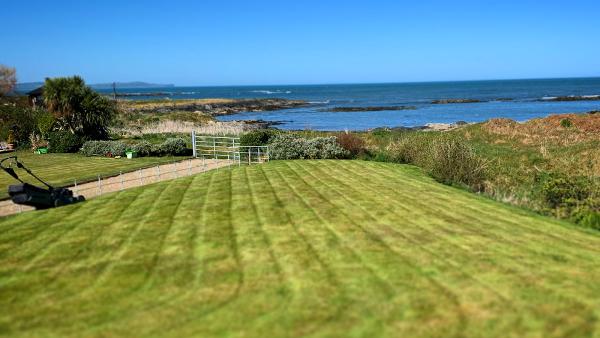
0,105,36,146
386,136,487,191
155,138,188,156
131,141,153,157
269,134,348,160
571,205,600,231
269,134,306,160
386,136,429,164
48,131,85,153
33,110,55,138
80,140,127,157
560,118,573,128
336,133,366,157
240,129,278,146
538,173,590,209
428,138,488,191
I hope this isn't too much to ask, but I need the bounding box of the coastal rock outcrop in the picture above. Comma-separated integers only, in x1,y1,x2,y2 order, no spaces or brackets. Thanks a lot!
431,99,481,104
320,106,417,112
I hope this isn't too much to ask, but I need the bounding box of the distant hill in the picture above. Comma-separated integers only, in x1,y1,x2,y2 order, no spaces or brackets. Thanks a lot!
15,81,174,93
91,82,175,89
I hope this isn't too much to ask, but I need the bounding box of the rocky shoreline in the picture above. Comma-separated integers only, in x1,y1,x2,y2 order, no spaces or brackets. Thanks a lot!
121,98,307,116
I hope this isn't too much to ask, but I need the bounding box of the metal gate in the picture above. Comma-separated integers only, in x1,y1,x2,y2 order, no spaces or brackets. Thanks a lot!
191,132,269,164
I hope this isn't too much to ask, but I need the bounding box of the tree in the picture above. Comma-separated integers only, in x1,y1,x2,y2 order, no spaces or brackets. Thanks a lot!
0,65,17,96
43,76,115,139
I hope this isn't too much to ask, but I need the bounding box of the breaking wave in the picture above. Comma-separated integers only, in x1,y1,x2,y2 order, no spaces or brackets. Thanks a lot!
250,90,292,94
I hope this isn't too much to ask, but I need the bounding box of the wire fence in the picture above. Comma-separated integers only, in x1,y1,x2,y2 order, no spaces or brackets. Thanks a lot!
0,158,233,217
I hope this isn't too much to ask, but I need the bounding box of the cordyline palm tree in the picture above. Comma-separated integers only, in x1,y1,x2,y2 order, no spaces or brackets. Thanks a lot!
43,76,115,139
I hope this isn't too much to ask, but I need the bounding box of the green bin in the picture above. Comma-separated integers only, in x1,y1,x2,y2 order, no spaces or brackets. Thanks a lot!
126,150,137,159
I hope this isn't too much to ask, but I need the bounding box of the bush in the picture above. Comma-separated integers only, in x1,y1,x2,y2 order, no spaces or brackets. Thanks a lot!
539,173,590,209
0,105,36,146
428,138,488,191
269,134,348,160
571,205,600,230
336,133,366,157
386,136,487,191
240,129,278,146
386,136,429,164
560,118,573,128
48,131,85,153
80,140,127,157
131,141,153,157
155,138,188,156
33,110,55,138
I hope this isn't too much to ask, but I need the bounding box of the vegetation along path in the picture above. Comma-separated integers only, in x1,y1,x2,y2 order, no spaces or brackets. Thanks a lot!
1,160,599,337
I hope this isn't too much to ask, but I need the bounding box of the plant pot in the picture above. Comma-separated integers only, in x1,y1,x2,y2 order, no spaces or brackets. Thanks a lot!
126,151,137,159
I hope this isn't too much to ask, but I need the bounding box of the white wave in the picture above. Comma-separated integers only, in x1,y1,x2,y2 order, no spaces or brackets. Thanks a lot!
250,90,292,94
541,96,557,100
308,100,330,104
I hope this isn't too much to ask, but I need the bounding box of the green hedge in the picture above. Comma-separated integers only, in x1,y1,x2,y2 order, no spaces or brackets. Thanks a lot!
48,131,85,153
80,137,189,157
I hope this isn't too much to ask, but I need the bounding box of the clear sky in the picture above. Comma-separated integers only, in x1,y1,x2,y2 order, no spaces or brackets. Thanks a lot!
3,0,600,86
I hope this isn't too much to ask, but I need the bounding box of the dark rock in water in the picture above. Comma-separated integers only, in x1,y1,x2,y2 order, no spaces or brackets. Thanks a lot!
455,121,468,125
128,98,307,115
320,106,417,112
587,110,600,115
431,99,481,104
543,95,600,102
495,98,514,101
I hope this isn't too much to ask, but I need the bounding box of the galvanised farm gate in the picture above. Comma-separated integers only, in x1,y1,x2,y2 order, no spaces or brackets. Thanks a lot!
191,132,269,165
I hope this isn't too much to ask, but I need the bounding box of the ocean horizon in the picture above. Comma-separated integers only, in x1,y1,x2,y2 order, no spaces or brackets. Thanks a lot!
97,77,600,131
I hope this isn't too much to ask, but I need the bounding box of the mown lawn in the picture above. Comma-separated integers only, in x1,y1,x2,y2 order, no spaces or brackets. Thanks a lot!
0,151,188,199
0,160,599,337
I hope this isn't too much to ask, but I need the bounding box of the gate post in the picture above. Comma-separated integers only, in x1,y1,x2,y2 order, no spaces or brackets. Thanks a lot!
191,131,197,158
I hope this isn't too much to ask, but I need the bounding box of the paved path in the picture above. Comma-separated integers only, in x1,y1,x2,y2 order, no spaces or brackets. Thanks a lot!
0,158,232,217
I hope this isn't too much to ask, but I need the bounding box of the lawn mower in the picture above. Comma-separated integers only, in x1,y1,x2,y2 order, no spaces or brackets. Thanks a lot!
1,156,85,209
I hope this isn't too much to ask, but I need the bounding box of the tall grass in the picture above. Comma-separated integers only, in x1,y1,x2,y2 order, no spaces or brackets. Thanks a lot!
386,134,489,191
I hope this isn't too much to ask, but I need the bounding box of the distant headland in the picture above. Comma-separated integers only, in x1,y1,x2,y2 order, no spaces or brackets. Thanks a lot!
15,81,174,93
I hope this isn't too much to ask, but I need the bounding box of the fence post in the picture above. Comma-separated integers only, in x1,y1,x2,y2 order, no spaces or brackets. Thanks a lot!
74,179,78,195
139,169,143,186
157,166,160,181
248,148,251,165
188,159,192,176
97,174,102,196
120,171,124,191
191,131,197,158
258,147,261,163
213,138,216,159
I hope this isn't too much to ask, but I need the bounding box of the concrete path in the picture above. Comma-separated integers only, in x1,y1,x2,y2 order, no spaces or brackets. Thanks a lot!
0,158,233,217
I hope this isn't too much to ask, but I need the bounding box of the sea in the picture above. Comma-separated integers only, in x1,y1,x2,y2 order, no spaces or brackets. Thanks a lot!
97,77,600,131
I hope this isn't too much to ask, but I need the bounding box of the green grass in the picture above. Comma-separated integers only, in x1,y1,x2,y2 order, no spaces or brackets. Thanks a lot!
1,160,600,337
0,151,188,198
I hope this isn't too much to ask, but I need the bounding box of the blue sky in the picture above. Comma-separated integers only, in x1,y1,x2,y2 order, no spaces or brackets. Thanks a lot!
3,0,600,86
